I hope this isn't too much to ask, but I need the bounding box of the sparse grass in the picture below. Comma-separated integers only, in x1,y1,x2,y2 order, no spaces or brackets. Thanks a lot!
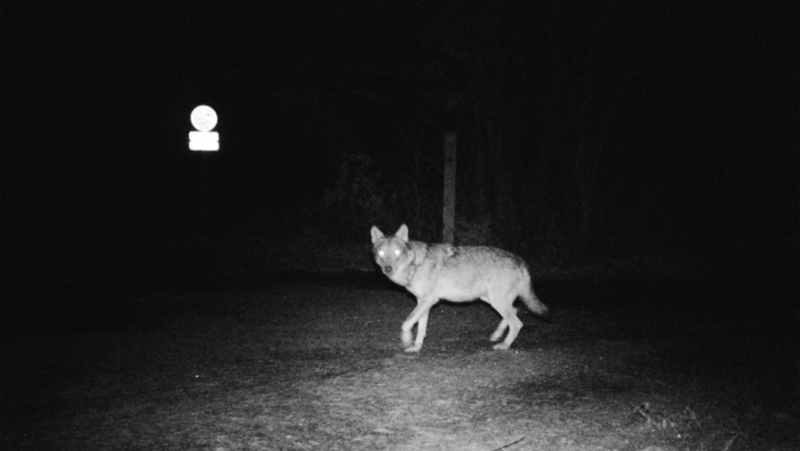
2,282,798,450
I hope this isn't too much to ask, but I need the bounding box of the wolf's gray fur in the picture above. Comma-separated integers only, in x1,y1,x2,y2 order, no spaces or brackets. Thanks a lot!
371,224,549,352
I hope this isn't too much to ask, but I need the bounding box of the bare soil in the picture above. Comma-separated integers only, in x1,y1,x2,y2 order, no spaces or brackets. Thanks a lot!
2,276,798,450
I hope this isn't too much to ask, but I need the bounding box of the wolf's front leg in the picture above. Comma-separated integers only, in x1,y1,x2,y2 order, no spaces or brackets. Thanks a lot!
401,297,438,352
401,328,414,348
404,310,430,352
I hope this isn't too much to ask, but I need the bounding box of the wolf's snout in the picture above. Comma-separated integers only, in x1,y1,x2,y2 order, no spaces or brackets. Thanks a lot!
383,265,393,275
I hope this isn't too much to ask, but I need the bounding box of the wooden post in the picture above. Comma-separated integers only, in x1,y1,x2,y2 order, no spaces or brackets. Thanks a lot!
443,133,457,244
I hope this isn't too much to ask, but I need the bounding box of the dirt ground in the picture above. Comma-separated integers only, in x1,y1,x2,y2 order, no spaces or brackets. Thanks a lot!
2,275,798,450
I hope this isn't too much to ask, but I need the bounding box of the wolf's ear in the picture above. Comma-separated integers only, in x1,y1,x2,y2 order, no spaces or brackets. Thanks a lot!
370,226,384,244
396,224,409,242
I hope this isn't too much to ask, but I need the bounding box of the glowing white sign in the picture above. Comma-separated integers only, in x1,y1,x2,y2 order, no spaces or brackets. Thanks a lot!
189,105,219,151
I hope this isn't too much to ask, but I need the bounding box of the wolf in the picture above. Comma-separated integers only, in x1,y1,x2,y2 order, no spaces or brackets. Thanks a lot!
371,224,549,352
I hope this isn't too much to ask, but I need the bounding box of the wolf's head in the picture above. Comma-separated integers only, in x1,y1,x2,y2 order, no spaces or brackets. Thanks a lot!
370,224,412,278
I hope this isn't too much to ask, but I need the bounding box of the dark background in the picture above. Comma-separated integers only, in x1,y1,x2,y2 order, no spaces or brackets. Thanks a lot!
3,1,798,306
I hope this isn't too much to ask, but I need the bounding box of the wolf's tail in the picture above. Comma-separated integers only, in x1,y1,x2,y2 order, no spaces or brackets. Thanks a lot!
519,270,550,318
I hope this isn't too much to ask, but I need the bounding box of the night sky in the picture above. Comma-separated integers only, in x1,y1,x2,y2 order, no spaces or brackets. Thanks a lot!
4,1,798,295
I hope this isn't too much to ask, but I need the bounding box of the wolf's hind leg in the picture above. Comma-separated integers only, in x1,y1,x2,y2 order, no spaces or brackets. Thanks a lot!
490,318,509,342
493,308,523,350
488,292,523,350
489,306,519,342
483,295,508,342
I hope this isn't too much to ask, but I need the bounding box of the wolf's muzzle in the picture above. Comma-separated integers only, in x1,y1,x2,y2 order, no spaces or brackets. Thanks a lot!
383,266,393,275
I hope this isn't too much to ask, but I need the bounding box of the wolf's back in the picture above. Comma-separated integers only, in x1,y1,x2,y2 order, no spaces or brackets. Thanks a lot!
430,245,549,318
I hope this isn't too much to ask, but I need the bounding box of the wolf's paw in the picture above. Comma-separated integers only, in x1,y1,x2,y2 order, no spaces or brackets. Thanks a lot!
401,330,413,347
492,343,511,350
404,345,422,353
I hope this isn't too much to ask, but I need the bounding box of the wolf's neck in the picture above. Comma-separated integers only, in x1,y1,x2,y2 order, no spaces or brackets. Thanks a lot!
387,241,427,286
408,240,429,266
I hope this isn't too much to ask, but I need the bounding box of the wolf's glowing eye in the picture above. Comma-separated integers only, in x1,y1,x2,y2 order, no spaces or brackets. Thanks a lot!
394,249,401,256
378,250,385,257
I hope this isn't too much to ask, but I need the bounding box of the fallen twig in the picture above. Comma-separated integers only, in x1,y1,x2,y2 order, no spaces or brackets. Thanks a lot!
489,436,525,451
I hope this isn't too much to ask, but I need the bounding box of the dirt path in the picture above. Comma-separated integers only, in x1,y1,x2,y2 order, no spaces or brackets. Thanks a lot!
2,282,798,450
